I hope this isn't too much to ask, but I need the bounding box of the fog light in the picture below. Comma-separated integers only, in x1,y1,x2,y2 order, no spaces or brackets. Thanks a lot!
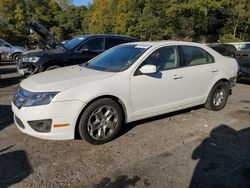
28,119,52,133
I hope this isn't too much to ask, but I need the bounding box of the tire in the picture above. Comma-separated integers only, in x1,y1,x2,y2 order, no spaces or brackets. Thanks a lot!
205,81,230,111
13,53,21,62
45,65,61,71
78,98,123,145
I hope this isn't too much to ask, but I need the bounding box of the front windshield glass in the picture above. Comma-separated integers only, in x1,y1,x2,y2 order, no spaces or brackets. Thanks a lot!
83,44,151,72
64,37,85,50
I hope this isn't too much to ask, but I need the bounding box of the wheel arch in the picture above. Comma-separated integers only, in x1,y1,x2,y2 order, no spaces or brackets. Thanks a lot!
42,60,64,71
216,78,230,86
74,95,128,139
11,52,22,59
208,77,230,93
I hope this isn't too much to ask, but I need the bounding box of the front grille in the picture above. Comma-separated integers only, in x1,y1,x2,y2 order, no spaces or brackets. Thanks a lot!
13,87,32,109
14,115,25,129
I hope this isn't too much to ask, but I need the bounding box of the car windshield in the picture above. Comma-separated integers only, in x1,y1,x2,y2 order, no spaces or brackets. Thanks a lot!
83,44,150,72
64,37,85,50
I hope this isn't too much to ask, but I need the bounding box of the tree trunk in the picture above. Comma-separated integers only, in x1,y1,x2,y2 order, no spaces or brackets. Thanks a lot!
234,13,241,38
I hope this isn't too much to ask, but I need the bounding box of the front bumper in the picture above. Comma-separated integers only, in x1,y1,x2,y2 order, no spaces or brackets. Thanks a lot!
12,100,85,140
16,59,39,76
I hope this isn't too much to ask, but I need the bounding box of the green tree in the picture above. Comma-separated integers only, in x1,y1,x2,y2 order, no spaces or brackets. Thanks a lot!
88,0,114,34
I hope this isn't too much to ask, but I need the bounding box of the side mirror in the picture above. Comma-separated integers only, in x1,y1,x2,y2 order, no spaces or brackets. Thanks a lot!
139,64,157,74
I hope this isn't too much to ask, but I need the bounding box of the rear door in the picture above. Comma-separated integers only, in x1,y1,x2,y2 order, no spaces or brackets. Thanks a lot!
0,41,12,61
177,45,218,101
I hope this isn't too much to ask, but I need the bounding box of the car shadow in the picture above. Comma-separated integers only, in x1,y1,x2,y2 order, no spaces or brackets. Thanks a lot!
0,62,16,66
0,67,17,75
117,105,203,139
0,146,32,188
189,124,250,188
237,80,250,85
0,75,22,89
0,105,14,132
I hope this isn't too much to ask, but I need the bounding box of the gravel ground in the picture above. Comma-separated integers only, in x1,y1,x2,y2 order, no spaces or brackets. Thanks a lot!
0,62,250,188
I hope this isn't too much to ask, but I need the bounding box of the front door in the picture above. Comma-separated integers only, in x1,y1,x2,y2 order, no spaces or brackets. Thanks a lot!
130,46,186,118
70,37,105,65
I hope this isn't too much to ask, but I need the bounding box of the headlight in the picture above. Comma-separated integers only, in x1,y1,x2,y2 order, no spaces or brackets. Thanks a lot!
23,92,59,107
22,56,40,63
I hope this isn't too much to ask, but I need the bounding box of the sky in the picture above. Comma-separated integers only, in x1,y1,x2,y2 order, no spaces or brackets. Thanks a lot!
72,0,93,6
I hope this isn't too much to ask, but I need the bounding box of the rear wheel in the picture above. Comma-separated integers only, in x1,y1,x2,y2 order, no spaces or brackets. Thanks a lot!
45,65,61,71
205,81,230,111
78,98,123,145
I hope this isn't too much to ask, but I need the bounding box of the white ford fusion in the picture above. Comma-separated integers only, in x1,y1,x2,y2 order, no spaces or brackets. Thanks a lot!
12,41,238,144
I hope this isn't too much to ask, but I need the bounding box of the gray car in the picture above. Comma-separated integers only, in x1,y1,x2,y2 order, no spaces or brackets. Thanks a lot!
0,39,26,63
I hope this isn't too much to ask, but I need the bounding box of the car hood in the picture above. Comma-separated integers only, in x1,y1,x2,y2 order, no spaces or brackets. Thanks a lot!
28,20,66,51
13,46,27,52
21,65,115,92
22,48,65,58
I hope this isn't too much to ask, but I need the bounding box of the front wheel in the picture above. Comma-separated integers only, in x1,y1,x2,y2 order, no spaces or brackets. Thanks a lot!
45,65,61,71
205,81,230,111
13,53,21,62
78,98,123,145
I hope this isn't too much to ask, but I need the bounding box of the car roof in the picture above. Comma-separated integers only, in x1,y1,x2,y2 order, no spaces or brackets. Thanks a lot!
75,34,138,41
121,40,208,48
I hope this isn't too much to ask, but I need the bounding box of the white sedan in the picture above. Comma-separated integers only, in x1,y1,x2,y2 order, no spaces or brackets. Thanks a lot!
12,41,238,144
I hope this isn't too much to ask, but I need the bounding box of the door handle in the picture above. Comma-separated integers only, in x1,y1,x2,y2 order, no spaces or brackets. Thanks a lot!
173,75,183,80
211,69,219,73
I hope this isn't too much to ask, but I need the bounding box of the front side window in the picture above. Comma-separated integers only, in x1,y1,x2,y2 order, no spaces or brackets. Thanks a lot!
82,37,104,51
141,46,179,71
83,44,150,72
64,37,85,50
181,46,214,66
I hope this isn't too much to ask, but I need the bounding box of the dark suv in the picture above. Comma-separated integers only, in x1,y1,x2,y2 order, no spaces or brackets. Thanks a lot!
17,20,138,76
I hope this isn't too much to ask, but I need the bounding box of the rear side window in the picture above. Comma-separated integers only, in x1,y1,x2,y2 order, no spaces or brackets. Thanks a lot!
181,46,214,67
105,37,128,50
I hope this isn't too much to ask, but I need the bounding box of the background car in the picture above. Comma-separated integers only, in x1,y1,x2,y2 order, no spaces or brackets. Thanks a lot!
236,49,250,81
17,20,139,76
239,43,250,50
207,43,237,58
0,39,26,62
12,41,238,144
